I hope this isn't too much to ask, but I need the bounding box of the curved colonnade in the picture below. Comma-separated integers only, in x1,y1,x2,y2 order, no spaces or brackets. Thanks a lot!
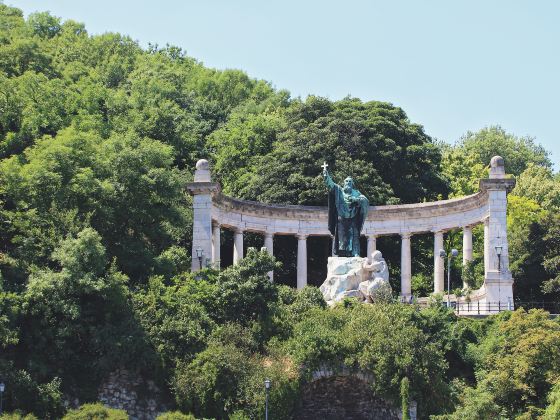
188,157,515,308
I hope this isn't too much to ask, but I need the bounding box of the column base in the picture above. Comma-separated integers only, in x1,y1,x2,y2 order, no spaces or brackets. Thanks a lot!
399,293,413,304
483,270,514,304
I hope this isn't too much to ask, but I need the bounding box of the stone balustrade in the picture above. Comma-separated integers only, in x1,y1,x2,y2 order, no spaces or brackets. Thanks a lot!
187,156,515,308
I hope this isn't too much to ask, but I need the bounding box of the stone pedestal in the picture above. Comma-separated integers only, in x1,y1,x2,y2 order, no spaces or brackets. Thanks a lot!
320,256,393,305
320,257,367,305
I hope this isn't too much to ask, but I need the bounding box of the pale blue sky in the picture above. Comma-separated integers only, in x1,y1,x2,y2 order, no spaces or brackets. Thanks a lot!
9,0,560,167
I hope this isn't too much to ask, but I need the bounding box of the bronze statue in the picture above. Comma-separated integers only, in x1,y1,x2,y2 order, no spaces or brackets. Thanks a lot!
322,163,369,257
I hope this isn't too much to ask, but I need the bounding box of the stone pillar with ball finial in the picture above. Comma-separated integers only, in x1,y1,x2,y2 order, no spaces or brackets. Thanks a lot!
480,156,516,306
187,159,219,271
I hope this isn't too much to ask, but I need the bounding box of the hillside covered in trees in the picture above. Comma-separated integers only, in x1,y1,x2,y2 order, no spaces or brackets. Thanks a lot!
1,4,560,419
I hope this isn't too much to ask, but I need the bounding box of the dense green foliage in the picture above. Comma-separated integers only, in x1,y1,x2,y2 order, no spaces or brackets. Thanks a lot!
210,96,448,206
1,5,560,420
61,403,127,419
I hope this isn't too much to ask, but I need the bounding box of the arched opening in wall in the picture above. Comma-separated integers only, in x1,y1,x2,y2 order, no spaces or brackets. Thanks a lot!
376,235,401,294
307,236,331,287
220,228,233,269
297,376,399,420
274,235,297,288
412,232,434,297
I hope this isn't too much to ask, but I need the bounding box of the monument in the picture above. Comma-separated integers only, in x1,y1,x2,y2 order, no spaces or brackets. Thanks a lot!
188,156,516,314
319,164,392,305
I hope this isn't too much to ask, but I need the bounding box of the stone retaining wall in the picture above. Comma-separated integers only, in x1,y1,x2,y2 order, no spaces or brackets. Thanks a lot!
297,375,400,420
97,369,169,419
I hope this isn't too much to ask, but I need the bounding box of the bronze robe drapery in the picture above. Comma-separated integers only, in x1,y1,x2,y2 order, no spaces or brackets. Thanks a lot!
324,172,369,257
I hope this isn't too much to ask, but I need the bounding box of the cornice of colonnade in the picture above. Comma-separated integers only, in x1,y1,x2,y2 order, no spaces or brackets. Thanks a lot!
186,158,502,237
209,189,492,237
212,190,489,220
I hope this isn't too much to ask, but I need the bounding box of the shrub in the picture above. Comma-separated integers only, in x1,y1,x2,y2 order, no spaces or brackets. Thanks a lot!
156,412,195,420
0,413,39,420
62,403,128,419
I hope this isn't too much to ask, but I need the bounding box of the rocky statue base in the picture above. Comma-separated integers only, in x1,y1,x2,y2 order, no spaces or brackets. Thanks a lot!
320,252,392,306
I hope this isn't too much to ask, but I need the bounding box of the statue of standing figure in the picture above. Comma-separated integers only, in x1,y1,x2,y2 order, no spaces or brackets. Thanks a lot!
322,163,369,257
319,163,392,305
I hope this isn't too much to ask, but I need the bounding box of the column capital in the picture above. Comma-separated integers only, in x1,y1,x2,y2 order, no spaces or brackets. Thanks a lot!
296,233,309,240
233,227,244,234
401,232,412,240
212,222,221,228
431,229,445,235
264,231,274,239
186,182,220,196
479,178,516,193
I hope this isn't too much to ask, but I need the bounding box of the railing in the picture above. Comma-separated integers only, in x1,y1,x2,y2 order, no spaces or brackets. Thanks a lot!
453,301,513,315
451,301,560,315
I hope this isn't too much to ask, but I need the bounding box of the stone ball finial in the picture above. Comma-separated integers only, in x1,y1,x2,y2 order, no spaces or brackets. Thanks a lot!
194,158,211,182
489,155,506,179
196,159,209,170
490,156,504,168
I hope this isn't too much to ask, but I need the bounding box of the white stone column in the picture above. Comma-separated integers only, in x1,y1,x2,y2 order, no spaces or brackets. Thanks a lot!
212,223,221,268
462,226,473,289
233,228,244,264
488,194,509,273
462,226,473,265
483,218,490,274
433,230,444,293
480,156,516,306
187,159,216,272
264,232,274,282
401,233,412,298
366,235,377,257
297,234,308,290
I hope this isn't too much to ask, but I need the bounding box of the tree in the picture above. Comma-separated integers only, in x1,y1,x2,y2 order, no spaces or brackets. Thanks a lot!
432,383,502,420
401,377,410,420
543,382,560,420
507,195,546,302
440,144,488,197
26,12,62,39
173,324,260,418
156,412,196,420
19,228,148,399
540,213,560,296
226,96,449,206
469,309,560,417
132,275,216,374
0,128,189,285
211,248,280,326
284,303,452,415
506,196,560,302
512,164,560,212
453,126,551,176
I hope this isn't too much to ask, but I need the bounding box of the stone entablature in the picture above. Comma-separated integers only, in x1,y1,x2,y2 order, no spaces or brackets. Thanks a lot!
212,190,490,236
187,156,516,312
